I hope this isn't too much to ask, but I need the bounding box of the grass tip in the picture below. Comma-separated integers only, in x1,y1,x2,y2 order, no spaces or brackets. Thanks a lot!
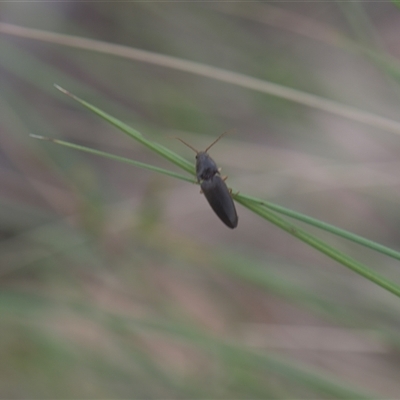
54,84,69,95
29,134,55,142
30,133,46,140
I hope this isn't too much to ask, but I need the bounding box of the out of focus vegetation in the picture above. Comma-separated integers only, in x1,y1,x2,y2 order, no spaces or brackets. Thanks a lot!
1,2,400,398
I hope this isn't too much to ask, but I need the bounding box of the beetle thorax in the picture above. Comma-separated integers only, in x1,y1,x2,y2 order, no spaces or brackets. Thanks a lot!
196,152,219,181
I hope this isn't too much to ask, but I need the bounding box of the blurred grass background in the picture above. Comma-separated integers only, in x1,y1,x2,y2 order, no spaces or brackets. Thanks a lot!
1,2,400,398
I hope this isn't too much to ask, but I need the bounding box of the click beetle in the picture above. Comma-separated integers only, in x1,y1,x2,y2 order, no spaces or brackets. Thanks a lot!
177,132,238,229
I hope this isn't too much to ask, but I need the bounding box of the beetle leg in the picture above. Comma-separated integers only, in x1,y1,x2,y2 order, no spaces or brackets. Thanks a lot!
222,175,228,181
228,188,239,196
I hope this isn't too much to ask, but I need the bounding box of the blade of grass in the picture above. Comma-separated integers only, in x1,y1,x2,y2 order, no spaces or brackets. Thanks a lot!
29,134,195,184
53,85,195,176
235,196,400,299
237,193,400,262
2,23,400,135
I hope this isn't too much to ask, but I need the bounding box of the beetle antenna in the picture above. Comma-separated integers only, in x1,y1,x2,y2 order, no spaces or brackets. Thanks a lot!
204,130,233,153
175,138,199,154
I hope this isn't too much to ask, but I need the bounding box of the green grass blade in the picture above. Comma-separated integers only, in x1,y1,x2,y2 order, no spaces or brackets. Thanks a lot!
29,134,196,184
235,196,400,299
238,193,400,261
54,84,195,175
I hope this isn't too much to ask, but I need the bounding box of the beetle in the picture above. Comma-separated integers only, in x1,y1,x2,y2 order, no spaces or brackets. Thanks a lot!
177,132,238,229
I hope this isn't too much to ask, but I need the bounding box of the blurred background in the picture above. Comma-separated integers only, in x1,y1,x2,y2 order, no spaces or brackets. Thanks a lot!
1,2,400,398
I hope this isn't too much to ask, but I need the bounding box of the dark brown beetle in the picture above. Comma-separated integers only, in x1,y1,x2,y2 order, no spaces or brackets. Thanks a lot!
177,132,238,229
